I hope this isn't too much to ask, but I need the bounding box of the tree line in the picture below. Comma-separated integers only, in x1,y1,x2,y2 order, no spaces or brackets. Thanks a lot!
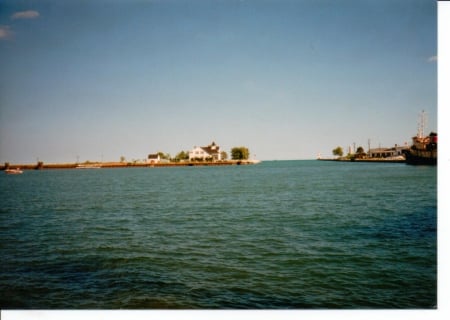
121,146,251,163
332,146,365,158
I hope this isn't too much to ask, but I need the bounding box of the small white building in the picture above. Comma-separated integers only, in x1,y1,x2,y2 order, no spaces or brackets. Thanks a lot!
368,145,408,158
189,142,222,161
147,153,161,164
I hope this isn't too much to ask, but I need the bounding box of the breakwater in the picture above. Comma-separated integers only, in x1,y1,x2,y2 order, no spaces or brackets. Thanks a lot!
1,160,261,171
317,158,405,163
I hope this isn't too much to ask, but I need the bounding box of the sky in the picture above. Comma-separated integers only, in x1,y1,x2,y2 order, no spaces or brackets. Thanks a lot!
0,0,437,163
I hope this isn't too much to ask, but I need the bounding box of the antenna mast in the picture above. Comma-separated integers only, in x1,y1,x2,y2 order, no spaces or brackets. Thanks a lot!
418,110,427,138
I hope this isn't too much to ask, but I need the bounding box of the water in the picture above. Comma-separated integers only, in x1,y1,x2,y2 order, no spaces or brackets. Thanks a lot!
0,161,437,309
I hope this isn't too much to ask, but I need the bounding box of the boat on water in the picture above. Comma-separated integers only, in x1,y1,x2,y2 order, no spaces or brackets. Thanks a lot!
405,132,437,165
405,112,437,165
5,168,23,174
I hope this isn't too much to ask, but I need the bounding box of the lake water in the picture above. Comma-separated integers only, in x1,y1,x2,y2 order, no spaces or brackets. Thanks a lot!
0,160,437,309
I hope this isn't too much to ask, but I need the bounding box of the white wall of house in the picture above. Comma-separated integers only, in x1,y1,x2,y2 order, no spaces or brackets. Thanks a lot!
188,146,222,161
189,147,209,160
209,145,221,160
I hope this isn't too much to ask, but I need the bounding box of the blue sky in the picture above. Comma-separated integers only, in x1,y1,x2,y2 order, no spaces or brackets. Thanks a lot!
0,0,437,163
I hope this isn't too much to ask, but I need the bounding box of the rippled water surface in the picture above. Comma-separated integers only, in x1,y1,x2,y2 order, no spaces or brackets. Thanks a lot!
0,161,437,308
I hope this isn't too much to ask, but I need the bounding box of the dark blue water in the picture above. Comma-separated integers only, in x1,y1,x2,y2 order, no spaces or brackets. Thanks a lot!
0,161,436,308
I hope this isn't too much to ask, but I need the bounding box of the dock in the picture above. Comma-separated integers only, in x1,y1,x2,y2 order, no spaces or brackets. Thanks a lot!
317,158,405,163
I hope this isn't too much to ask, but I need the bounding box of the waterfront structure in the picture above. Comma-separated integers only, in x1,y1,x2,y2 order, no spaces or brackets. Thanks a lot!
367,145,408,159
189,141,222,161
147,153,161,164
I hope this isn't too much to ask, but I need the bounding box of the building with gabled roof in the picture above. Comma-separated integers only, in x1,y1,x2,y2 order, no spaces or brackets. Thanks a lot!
147,153,161,164
368,145,409,159
189,141,222,161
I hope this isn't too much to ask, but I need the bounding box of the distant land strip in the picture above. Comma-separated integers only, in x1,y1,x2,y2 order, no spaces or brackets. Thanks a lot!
1,160,261,171
317,158,405,163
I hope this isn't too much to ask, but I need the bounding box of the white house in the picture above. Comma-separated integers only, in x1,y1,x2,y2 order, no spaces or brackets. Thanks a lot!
147,153,161,164
189,142,222,161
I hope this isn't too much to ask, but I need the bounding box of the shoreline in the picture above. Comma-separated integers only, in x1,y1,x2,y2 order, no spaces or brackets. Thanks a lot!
317,158,406,163
1,160,261,171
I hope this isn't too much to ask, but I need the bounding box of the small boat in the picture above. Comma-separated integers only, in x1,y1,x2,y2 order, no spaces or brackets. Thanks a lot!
5,168,23,174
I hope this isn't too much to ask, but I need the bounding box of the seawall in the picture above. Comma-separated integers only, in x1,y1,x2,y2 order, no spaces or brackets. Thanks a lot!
317,158,405,163
1,160,261,171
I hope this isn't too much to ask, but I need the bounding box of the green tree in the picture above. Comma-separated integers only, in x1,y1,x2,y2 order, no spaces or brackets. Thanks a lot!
356,146,365,154
175,150,189,161
120,156,126,163
231,147,250,160
157,152,171,160
332,146,344,157
220,151,228,160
